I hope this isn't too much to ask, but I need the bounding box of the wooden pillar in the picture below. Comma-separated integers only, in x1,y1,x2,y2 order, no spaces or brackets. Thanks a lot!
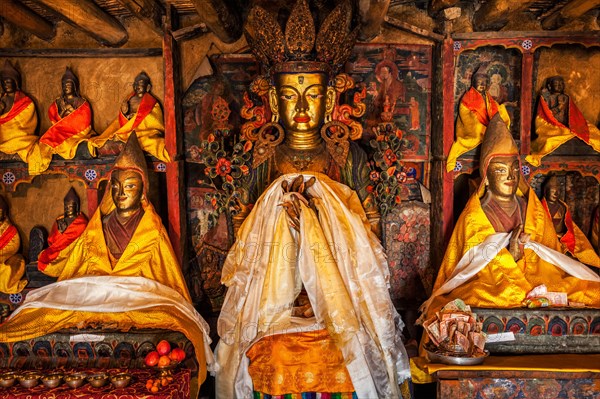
520,52,534,155
86,187,98,217
431,37,455,272
163,7,186,268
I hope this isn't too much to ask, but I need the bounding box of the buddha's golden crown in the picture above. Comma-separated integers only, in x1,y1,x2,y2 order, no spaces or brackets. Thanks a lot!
244,0,357,76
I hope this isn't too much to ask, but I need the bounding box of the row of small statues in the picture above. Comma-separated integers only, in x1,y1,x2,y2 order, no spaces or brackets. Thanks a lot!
0,61,169,176
447,71,600,171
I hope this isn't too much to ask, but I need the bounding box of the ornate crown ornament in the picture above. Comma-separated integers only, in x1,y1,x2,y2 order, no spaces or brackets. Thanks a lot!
244,0,358,76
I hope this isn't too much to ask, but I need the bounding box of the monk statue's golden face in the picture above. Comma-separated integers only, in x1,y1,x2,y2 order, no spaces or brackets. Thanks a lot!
64,200,78,218
270,72,335,133
111,169,143,215
544,180,560,204
486,155,520,200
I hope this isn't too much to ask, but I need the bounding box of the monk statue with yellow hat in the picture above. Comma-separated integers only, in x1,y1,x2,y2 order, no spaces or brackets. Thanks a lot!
420,114,600,324
214,1,410,398
93,72,170,162
0,133,214,390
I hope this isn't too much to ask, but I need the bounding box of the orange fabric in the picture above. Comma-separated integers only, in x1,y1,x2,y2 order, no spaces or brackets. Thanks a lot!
246,329,355,395
0,224,17,250
0,92,31,124
41,101,92,148
38,214,88,271
460,87,499,127
537,97,590,143
119,92,157,129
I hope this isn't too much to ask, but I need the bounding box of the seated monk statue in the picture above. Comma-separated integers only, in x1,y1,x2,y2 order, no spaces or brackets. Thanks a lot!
541,175,600,267
446,67,515,172
38,67,95,171
92,72,170,162
526,76,600,166
0,195,27,294
420,114,600,325
215,2,410,398
37,187,89,271
0,61,45,175
0,133,213,389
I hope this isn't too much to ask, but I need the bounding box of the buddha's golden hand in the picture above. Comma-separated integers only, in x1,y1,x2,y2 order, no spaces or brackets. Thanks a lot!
509,224,530,262
279,175,316,231
120,100,130,116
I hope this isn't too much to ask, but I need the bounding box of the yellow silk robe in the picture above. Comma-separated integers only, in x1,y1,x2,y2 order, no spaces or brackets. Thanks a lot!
426,189,600,317
0,201,210,388
0,219,27,294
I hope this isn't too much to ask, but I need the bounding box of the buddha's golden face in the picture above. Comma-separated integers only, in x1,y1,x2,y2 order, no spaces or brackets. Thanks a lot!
270,72,335,133
486,155,520,200
111,169,143,215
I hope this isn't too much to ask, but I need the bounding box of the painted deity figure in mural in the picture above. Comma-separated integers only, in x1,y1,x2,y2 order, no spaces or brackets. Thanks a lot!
0,61,45,175
446,68,515,172
37,187,89,271
93,72,170,162
541,175,600,267
526,76,600,166
214,1,411,398
374,59,405,119
38,67,96,173
0,195,27,294
1,133,214,392
420,114,600,326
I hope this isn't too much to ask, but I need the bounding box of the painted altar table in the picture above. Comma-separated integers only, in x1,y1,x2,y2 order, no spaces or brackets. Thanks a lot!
413,354,600,398
0,367,190,399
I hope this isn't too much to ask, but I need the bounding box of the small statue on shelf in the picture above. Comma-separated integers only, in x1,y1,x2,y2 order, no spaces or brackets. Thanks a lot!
526,75,600,166
446,67,515,172
0,61,44,175
541,174,600,267
92,72,170,162
37,187,88,271
0,195,27,294
37,67,96,172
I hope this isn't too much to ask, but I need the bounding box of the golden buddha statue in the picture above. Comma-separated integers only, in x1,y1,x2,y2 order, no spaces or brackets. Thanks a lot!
92,72,170,162
1,133,214,389
38,67,95,172
37,188,89,272
0,61,45,175
215,1,410,398
420,114,600,323
541,175,600,267
0,195,27,294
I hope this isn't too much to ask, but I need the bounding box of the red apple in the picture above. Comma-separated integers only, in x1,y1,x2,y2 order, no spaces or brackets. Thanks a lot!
145,351,160,367
156,340,171,356
169,348,186,362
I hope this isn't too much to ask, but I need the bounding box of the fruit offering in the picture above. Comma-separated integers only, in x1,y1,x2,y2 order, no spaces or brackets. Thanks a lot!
145,376,173,393
144,340,186,367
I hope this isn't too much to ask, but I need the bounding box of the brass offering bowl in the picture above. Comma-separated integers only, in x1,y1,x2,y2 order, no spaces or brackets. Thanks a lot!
0,371,17,388
110,372,132,388
41,372,63,389
155,362,179,378
18,371,41,389
64,372,87,389
87,372,109,388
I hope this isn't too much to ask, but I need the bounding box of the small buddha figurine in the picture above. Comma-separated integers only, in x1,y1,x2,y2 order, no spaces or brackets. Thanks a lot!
446,67,515,172
2,133,213,390
38,67,95,171
92,72,170,162
541,175,600,267
420,114,600,323
0,195,27,294
0,61,44,175
215,1,410,398
37,187,89,272
527,75,600,166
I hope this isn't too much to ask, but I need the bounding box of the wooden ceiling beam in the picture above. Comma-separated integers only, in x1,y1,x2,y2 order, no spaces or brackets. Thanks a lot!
542,0,600,30
115,0,164,35
473,0,537,31
429,0,460,15
0,0,55,41
357,0,391,41
35,0,128,46
188,0,243,43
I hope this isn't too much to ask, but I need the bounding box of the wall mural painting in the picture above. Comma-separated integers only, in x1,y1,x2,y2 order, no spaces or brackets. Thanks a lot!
182,47,434,314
